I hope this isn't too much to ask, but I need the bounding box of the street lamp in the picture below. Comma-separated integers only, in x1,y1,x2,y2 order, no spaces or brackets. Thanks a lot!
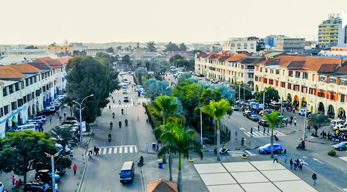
303,93,309,141
44,152,60,192
263,90,267,109
200,107,203,146
73,94,94,144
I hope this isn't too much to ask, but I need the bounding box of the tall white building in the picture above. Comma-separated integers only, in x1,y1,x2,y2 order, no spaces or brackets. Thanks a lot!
222,38,257,53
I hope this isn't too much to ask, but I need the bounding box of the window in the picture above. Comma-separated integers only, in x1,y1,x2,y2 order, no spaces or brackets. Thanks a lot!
255,76,259,81
281,82,285,87
15,83,19,91
0,108,3,117
32,92,35,99
8,85,13,94
260,67,263,72
21,81,24,89
302,73,308,79
294,85,300,91
287,83,292,89
231,43,235,47
276,70,280,74
270,69,274,74
265,68,268,73
17,99,23,107
330,93,335,100
23,96,27,103
330,78,336,84
341,94,345,102
341,79,347,86
295,71,300,78
4,105,9,115
302,86,307,93
312,74,315,81
3,87,7,97
288,71,293,77
309,88,316,95
248,73,254,78
11,102,17,110
319,76,326,82
269,79,274,84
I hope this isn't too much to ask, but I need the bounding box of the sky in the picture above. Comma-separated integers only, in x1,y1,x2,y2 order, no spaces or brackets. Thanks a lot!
0,0,347,45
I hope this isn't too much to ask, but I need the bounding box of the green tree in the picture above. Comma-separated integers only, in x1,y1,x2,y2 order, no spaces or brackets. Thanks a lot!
50,126,73,155
263,111,280,158
149,96,179,125
61,97,74,116
201,99,231,161
135,67,148,85
165,42,180,52
179,43,187,51
116,46,122,50
158,123,203,192
122,55,131,66
146,41,156,52
235,84,253,101
308,114,330,136
106,47,114,53
65,56,119,123
0,131,58,183
255,87,280,105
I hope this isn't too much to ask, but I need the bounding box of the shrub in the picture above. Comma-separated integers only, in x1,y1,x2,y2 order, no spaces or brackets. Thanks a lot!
328,150,336,156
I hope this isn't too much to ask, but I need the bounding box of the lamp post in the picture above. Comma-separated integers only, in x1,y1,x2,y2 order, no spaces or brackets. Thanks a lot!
303,93,309,141
200,107,203,146
44,152,60,192
73,94,94,144
263,90,267,109
238,83,241,106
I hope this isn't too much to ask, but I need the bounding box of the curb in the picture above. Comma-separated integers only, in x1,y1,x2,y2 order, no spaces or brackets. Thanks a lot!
203,146,260,152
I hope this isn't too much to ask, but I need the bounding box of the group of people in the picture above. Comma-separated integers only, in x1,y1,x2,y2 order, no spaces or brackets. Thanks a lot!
11,176,22,189
320,130,347,142
88,146,100,160
289,158,304,170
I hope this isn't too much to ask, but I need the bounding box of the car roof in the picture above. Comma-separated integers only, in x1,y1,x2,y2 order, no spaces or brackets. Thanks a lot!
121,161,134,170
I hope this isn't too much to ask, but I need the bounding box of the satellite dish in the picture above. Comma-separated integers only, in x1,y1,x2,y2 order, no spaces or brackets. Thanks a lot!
342,10,347,29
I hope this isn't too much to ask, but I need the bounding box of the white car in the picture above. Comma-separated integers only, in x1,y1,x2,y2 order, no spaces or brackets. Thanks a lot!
33,115,47,122
333,123,347,131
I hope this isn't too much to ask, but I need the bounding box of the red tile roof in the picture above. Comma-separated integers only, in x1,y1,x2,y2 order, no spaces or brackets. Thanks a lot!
147,179,178,192
225,54,246,62
0,68,26,79
207,53,220,59
2,64,41,73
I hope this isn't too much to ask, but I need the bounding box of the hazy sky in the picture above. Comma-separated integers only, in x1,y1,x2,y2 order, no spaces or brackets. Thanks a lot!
0,0,347,44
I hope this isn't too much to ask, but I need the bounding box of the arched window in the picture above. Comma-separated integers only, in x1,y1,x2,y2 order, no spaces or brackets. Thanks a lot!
231,43,235,47
237,43,241,48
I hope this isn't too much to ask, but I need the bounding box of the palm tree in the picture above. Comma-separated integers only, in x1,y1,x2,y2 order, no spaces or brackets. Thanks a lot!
158,123,203,192
201,99,231,161
308,114,329,136
149,96,179,125
263,111,280,158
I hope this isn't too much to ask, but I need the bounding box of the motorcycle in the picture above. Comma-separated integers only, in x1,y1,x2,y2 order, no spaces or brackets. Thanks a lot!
119,121,122,128
108,134,112,142
121,109,124,115
138,158,144,166
125,119,128,126
296,143,305,150
274,135,279,141
112,112,115,119
219,147,229,154
110,122,113,130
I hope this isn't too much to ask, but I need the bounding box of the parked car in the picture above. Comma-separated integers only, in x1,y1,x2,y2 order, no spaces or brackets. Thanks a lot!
28,119,44,125
38,110,56,116
331,119,345,128
232,106,240,111
333,123,347,132
243,110,251,117
259,143,283,154
332,141,347,151
250,115,259,121
46,106,57,112
33,115,47,122
35,170,60,183
298,109,311,116
123,90,128,94
55,143,71,154
259,119,269,127
205,78,210,81
24,182,58,192
259,109,273,116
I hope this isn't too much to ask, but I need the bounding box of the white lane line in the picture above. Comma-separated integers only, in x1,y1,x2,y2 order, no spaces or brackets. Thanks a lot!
130,147,133,153
108,147,112,154
124,147,128,153
103,148,107,154
134,146,137,153
114,147,117,154
119,147,122,153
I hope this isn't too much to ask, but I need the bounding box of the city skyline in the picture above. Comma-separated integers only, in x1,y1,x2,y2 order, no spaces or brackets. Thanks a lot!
0,0,346,44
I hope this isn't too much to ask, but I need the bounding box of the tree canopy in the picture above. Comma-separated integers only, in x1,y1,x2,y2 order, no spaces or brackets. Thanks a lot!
165,42,187,52
255,87,279,104
122,55,131,65
135,67,148,85
146,41,156,52
106,47,114,53
65,56,119,123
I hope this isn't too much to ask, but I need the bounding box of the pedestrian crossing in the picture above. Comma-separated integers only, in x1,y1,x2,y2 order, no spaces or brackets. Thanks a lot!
90,145,138,155
220,150,256,157
114,90,136,93
108,104,134,108
242,129,286,138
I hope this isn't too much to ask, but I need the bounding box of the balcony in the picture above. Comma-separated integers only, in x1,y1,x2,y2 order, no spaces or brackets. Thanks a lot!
317,82,327,90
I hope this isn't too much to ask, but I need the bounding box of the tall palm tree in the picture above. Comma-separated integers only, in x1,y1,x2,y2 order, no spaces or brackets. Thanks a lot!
201,99,231,161
149,96,179,125
263,110,280,158
308,114,329,136
158,123,203,192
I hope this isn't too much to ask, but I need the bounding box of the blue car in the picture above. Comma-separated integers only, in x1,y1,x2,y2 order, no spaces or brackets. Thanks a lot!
333,141,347,151
250,115,259,121
259,143,283,154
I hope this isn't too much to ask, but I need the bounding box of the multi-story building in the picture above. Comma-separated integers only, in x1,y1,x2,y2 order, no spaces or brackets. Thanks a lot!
195,53,263,89
39,46,73,55
254,55,347,119
0,63,57,138
318,14,342,47
265,35,287,49
276,38,305,53
0,49,49,65
222,38,257,53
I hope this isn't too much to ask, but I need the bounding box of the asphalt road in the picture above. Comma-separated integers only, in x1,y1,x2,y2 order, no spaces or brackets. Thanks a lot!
81,74,144,192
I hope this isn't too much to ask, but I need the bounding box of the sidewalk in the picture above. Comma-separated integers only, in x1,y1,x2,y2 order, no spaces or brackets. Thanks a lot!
0,107,88,192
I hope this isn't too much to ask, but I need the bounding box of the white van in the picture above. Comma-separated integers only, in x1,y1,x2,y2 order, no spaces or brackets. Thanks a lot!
16,124,36,132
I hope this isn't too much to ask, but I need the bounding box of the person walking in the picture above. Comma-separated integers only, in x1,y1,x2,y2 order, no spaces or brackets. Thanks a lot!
290,116,293,122
94,146,97,155
241,137,244,145
64,113,66,120
250,127,253,135
273,154,278,163
96,147,100,155
263,126,265,134
284,154,288,163
258,125,260,131
11,176,15,186
88,150,93,160
145,142,148,153
50,116,52,124
214,148,217,156
96,126,99,132
294,120,297,126
73,164,77,175
284,149,287,155
235,131,238,140
290,159,293,169
312,172,317,185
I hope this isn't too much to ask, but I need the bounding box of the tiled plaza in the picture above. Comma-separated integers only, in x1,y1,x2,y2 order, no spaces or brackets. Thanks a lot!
194,161,317,192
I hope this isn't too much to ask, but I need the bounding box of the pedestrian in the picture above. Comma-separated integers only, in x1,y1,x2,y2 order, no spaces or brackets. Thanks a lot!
59,116,62,122
64,113,66,120
263,127,265,134
267,128,270,134
73,164,77,175
290,159,293,169
284,154,288,163
0,182,4,192
294,120,297,126
214,148,217,156
156,143,159,151
18,179,22,185
273,154,278,163
94,146,97,155
241,137,244,145
96,147,100,155
145,142,148,153
289,120,292,126
258,125,260,131
235,131,238,140
15,180,19,188
290,116,293,121
285,120,288,127
96,126,99,132
250,127,253,135
88,150,93,160
50,116,52,124
294,161,297,170
312,172,317,185
294,114,296,120
11,176,15,186
284,149,287,155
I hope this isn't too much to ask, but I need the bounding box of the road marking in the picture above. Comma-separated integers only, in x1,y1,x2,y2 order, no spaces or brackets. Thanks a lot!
119,147,122,153
245,150,256,156
343,188,347,191
244,130,286,138
124,147,128,153
130,147,133,153
114,147,117,154
313,158,324,164
103,148,107,154
134,146,137,153
108,148,112,154
240,127,245,130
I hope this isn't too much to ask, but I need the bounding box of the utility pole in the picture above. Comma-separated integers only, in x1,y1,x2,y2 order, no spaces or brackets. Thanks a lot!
238,83,241,106
303,93,309,141
263,90,266,109
73,94,94,144
44,152,59,192
243,84,245,101
200,107,203,146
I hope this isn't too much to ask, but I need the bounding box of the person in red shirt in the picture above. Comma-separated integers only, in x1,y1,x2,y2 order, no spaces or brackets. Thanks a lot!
73,164,77,175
